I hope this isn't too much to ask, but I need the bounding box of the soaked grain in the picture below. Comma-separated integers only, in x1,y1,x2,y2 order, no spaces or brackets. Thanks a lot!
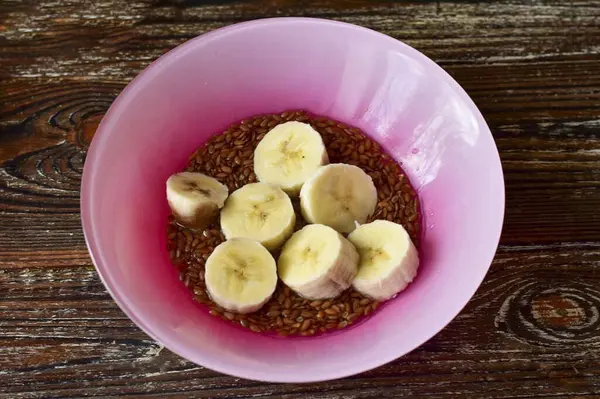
167,110,421,337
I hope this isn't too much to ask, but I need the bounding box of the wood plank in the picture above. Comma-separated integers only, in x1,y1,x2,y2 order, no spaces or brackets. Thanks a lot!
2,1,600,82
1,246,599,397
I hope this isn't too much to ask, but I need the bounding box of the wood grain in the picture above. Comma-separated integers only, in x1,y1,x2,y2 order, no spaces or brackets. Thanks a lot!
1,0,600,397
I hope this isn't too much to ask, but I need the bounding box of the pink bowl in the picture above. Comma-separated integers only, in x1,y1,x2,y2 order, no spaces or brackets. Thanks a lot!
81,18,504,382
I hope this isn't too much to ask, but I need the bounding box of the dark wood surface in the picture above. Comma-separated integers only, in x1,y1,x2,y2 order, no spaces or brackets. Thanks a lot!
1,0,600,397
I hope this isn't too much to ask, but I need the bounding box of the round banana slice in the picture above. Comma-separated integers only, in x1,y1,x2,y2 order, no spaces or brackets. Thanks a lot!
166,172,229,230
348,220,419,301
300,163,377,234
205,238,277,314
220,182,296,251
254,121,329,196
278,224,358,299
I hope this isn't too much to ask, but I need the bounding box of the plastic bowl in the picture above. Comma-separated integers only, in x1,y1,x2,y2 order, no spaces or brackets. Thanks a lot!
81,18,504,382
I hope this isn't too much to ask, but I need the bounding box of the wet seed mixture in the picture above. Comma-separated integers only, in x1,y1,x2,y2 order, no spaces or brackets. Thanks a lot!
167,110,420,337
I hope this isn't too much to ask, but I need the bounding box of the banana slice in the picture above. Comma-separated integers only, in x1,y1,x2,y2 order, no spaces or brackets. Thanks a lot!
254,121,329,196
278,224,359,299
166,172,229,230
205,238,277,314
220,182,296,251
348,220,419,301
300,164,377,234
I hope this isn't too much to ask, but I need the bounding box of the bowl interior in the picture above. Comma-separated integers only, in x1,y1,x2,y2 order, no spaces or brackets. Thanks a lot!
82,18,504,382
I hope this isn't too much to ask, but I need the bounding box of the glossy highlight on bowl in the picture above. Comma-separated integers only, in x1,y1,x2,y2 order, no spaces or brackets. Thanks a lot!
81,17,504,382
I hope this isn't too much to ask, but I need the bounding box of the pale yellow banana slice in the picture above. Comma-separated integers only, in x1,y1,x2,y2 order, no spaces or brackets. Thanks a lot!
254,121,329,196
166,172,229,230
220,182,296,251
278,224,359,299
300,164,377,234
205,238,277,314
348,220,419,300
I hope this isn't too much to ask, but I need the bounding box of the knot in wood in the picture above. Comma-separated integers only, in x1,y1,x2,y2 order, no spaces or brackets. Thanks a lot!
71,114,104,150
496,280,600,348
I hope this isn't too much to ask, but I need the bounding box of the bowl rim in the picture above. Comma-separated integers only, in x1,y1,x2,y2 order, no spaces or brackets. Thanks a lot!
81,16,505,383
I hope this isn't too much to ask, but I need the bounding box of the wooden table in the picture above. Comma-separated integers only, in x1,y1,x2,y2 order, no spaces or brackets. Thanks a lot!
2,0,599,397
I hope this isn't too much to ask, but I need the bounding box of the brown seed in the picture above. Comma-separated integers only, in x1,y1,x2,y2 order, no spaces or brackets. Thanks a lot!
353,306,365,315
348,313,360,323
223,312,235,321
232,314,243,322
293,296,306,305
247,316,260,324
240,319,249,328
324,308,338,316
268,303,281,312
321,301,332,310
310,300,323,308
